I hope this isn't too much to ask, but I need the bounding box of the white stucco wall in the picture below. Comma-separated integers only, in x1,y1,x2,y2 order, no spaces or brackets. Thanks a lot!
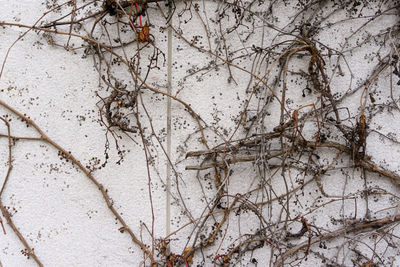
1,1,399,266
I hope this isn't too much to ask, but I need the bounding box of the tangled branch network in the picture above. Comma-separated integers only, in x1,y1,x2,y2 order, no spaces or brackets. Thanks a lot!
0,0,400,266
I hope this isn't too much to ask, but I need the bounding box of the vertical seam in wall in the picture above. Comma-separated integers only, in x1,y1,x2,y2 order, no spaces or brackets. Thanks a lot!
166,4,172,238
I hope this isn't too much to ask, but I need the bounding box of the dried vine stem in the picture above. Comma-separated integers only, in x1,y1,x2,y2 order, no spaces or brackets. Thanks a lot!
171,1,400,264
0,117,43,267
1,0,399,266
0,100,155,265
186,138,400,185
276,215,400,267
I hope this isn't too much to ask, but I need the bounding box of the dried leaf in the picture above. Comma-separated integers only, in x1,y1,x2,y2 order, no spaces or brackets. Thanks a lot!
183,247,193,264
138,22,150,42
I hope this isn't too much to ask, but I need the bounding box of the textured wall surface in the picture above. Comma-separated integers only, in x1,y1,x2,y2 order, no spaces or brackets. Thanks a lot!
0,1,399,266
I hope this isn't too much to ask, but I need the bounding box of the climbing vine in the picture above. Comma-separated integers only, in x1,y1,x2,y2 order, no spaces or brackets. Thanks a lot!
1,0,400,266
